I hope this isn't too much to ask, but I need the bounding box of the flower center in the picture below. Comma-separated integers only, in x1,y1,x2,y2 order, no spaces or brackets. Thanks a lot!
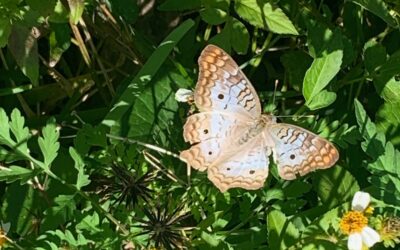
340,211,368,234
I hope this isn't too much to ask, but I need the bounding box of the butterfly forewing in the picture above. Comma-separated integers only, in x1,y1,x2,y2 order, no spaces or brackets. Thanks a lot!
195,45,262,119
268,124,339,180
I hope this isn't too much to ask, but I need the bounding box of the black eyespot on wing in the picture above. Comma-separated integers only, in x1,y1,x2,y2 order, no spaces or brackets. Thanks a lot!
218,94,224,99
208,151,212,155
290,154,295,160
203,129,209,134
249,170,255,174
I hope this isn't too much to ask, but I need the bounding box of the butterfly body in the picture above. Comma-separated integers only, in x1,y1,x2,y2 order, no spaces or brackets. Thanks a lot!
180,45,339,192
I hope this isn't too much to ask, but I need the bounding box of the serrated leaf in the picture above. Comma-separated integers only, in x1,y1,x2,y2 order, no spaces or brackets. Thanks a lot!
9,109,30,155
38,118,60,170
350,0,397,27
354,99,386,159
0,165,33,184
235,0,298,35
313,166,359,209
69,147,90,190
76,212,101,233
0,109,12,145
267,209,300,249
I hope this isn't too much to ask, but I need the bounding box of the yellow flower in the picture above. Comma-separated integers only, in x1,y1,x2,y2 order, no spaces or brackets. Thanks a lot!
340,191,380,250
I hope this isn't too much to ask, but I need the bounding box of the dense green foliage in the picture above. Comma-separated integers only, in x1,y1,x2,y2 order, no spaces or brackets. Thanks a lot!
0,0,400,249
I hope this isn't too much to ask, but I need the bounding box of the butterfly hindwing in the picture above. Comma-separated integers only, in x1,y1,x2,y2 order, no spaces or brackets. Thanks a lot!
208,137,271,192
268,124,339,180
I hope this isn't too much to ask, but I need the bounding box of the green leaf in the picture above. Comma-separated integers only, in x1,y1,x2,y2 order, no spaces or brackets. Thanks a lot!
76,212,101,233
38,118,60,170
8,25,39,86
363,42,387,73
354,99,386,158
313,166,359,209
102,19,195,131
9,109,30,155
200,8,228,25
158,0,201,11
107,0,139,24
0,165,33,184
305,90,337,110
0,108,12,145
267,209,300,249
210,17,250,54
350,0,397,27
69,147,90,190
230,18,249,54
234,0,298,35
303,49,342,107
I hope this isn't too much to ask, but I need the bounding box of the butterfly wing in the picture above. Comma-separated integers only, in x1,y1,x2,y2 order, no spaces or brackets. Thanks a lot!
194,45,261,119
207,136,271,192
268,124,339,180
180,112,251,171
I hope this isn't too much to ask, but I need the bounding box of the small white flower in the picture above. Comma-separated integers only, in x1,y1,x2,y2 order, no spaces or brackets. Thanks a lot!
340,191,380,250
175,88,193,103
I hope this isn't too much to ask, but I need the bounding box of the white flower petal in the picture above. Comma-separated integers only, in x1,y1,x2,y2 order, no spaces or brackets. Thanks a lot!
351,191,370,211
175,88,193,103
361,226,381,247
348,233,363,250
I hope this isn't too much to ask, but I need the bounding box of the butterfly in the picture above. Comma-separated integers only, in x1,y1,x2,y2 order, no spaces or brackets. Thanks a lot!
179,45,339,192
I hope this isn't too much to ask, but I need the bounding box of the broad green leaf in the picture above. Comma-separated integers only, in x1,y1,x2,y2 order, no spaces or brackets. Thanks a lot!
200,8,228,25
38,118,60,170
230,18,249,54
363,42,387,73
8,25,39,86
303,49,342,108
235,0,298,35
68,0,85,24
210,17,250,54
305,90,337,110
313,166,359,209
69,147,90,190
267,209,300,249
9,109,30,155
158,0,201,11
0,165,33,184
283,181,312,198
102,19,195,131
350,0,397,27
